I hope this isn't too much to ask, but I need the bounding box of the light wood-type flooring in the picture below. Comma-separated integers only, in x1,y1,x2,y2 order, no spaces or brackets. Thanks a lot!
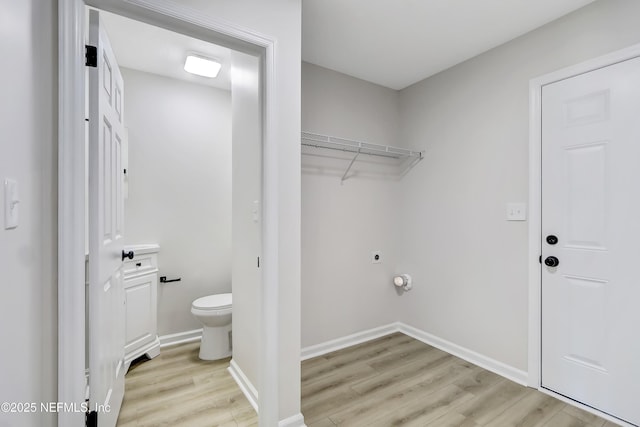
116,342,258,426
117,333,620,426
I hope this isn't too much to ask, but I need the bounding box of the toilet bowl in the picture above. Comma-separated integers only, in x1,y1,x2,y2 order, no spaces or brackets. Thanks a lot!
191,293,232,360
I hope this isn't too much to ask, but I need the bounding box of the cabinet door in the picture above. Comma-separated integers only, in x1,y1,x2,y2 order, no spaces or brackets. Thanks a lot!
124,273,158,355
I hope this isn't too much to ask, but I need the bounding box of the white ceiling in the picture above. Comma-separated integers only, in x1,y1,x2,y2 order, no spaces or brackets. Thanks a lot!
302,0,597,90
100,10,231,91
98,1,597,92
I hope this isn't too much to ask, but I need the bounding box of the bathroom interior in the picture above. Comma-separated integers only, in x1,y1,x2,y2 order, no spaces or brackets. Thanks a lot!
85,7,263,409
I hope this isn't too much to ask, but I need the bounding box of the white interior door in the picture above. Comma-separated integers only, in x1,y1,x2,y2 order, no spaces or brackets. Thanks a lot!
541,55,640,426
88,9,126,427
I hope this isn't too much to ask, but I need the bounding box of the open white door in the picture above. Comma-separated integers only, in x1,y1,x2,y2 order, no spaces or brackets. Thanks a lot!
87,9,126,427
541,55,640,426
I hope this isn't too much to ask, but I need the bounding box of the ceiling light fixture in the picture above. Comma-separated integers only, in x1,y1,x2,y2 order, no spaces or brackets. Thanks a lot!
184,54,221,78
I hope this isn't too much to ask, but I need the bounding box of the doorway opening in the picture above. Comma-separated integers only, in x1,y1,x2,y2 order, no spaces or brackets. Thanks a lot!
59,1,279,426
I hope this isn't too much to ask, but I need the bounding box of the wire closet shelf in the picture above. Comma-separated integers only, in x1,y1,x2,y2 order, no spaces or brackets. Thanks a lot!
301,131,424,182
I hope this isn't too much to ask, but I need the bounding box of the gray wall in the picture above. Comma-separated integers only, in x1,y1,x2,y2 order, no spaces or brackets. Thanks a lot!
301,62,403,347
397,0,640,371
121,68,232,336
0,1,58,426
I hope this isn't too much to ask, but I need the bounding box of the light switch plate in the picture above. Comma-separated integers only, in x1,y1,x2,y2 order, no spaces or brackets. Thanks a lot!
506,202,526,221
4,179,19,229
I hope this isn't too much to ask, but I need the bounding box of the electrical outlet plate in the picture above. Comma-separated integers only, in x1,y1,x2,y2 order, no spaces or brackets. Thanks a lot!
372,251,382,264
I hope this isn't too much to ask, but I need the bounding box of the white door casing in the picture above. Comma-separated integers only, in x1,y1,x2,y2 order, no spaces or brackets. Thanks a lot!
541,56,640,426
87,9,126,426
59,2,282,426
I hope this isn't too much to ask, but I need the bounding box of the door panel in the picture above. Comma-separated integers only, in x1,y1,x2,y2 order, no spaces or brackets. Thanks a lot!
564,142,608,249
541,56,640,426
88,9,126,427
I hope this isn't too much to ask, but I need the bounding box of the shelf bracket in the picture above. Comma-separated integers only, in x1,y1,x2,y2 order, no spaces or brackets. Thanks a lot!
399,151,424,178
341,147,361,184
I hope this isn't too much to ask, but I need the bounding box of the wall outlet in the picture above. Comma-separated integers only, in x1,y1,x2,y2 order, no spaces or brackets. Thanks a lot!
372,251,382,264
506,203,526,221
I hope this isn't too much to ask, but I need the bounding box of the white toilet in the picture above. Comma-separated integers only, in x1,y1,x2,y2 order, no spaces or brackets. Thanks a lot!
191,293,232,360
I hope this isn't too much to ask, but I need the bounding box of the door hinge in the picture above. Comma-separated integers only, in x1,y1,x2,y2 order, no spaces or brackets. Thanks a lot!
85,45,97,68
86,409,97,427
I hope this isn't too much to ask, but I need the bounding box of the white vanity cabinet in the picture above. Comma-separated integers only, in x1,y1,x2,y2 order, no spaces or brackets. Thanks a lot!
123,244,161,367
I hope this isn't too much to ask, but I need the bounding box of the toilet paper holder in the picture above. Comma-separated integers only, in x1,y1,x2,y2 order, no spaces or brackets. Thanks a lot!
393,274,412,291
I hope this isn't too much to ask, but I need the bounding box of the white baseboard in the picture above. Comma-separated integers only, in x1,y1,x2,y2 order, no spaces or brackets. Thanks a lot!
300,322,528,387
159,329,202,348
301,323,400,361
227,361,306,426
397,322,529,386
228,359,259,413
279,413,306,427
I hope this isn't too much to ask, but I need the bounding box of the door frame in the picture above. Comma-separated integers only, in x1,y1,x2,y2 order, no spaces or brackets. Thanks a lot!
528,42,640,425
58,1,280,426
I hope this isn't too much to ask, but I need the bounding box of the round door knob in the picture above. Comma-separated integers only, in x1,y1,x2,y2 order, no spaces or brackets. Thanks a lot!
122,250,134,261
544,256,559,267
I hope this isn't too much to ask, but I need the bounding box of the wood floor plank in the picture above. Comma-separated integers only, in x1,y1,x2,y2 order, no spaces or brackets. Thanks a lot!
544,410,601,427
425,411,480,426
302,361,377,400
452,366,504,397
118,333,612,427
449,378,531,424
562,405,607,427
302,384,363,425
332,384,473,427
352,356,472,397
350,350,456,395
117,343,257,426
375,385,474,427
301,334,408,383
365,339,441,371
482,390,565,427
327,361,475,426
307,418,337,427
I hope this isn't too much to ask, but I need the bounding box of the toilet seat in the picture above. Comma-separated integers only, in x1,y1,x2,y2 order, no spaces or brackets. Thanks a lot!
192,293,232,311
